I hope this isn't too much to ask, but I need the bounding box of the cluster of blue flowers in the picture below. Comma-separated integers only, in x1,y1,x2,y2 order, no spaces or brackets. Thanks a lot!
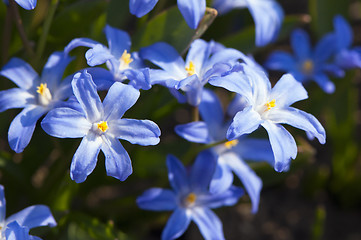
1,0,359,239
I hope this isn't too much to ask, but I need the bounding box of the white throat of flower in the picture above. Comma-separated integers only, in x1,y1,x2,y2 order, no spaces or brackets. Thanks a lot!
182,192,197,208
37,83,52,106
93,121,109,135
185,61,196,76
256,99,276,118
301,59,314,76
118,50,133,71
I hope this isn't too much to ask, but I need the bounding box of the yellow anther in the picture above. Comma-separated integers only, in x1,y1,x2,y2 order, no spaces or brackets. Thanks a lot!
37,83,48,96
185,192,197,206
97,121,108,132
120,50,133,66
265,99,276,111
302,60,314,75
224,139,239,149
185,61,196,76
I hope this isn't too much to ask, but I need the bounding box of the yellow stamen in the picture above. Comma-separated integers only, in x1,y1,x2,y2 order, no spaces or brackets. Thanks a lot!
265,99,276,111
302,60,314,75
224,139,239,149
185,192,197,206
120,50,133,66
37,83,48,96
97,121,108,132
185,61,196,76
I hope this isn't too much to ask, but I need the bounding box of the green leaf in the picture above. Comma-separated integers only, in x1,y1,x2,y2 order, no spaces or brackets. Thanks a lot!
132,7,217,53
309,0,348,36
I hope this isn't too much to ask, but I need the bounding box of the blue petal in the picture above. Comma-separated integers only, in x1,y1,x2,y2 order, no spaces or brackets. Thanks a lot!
261,121,297,172
270,73,308,107
71,71,103,122
15,0,36,10
209,161,234,194
205,48,246,71
313,73,335,94
177,0,206,29
314,33,338,63
70,132,102,183
41,108,91,138
85,44,113,66
64,38,99,55
5,221,30,240
190,150,217,192
209,72,253,104
40,51,73,90
176,74,203,106
0,58,38,90
223,152,262,213
166,155,189,193
104,25,131,58
334,49,361,69
233,138,274,164
161,208,191,240
0,185,5,223
191,207,225,240
227,94,248,117
197,186,243,209
148,69,180,87
199,89,224,136
186,39,211,73
212,0,246,15
8,106,46,153
122,68,152,90
6,205,56,229
264,51,297,72
102,82,140,121
243,64,271,104
136,188,177,211
0,88,35,113
109,118,160,145
246,0,284,46
227,106,262,140
291,29,311,60
140,42,186,77
267,107,326,144
333,15,352,50
129,0,159,17
101,136,133,181
175,121,211,144
85,67,115,91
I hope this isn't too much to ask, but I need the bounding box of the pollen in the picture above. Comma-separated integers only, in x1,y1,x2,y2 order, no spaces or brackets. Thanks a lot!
302,60,314,75
37,83,48,96
185,192,197,207
224,139,239,149
185,61,196,76
265,99,276,111
97,121,108,132
121,50,133,65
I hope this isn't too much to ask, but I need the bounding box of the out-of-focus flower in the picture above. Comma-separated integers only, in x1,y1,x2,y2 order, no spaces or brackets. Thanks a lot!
209,64,326,172
137,150,243,240
265,28,344,93
65,25,151,90
3,0,36,10
0,52,73,153
129,0,205,29
41,70,161,183
0,185,56,240
140,39,244,106
213,0,284,46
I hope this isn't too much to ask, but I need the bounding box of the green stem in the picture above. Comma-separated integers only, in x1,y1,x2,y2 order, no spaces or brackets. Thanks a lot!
36,0,59,63
191,106,199,122
9,0,35,58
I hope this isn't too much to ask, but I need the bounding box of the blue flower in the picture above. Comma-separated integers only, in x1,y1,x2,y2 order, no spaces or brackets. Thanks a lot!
140,39,244,106
136,150,243,240
212,0,284,46
209,64,326,172
0,185,56,239
331,15,361,69
175,89,274,213
3,0,36,10
0,52,73,153
129,0,205,29
41,70,161,183
64,25,151,90
265,28,344,94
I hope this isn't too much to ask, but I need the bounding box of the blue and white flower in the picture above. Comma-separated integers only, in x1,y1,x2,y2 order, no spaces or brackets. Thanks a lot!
137,150,243,240
0,52,73,153
41,70,161,183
